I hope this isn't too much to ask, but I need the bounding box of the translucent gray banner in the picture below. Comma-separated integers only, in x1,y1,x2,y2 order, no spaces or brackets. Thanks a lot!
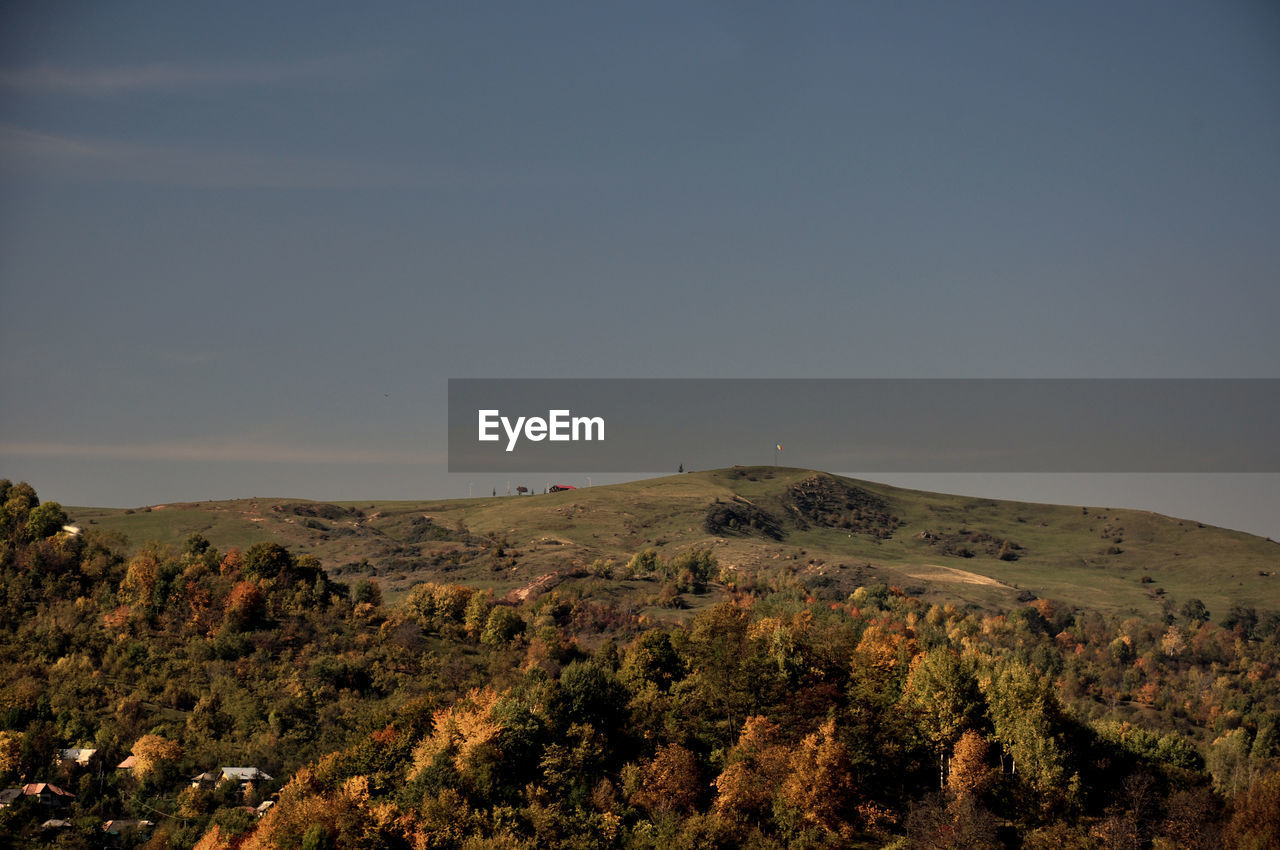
447,379,1278,473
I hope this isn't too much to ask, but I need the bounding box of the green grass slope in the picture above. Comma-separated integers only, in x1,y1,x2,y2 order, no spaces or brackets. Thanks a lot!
68,467,1279,619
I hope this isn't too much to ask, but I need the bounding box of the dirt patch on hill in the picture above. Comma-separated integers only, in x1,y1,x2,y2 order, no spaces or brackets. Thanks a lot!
505,572,565,604
902,564,1011,588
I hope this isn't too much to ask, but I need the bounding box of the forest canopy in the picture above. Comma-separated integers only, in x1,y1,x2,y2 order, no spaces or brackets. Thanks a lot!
0,480,1277,848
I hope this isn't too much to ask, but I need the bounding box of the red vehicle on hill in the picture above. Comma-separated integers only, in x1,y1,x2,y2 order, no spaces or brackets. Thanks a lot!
548,485,577,492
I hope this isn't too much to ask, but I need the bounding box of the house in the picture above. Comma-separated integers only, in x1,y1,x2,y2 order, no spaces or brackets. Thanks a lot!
256,800,276,816
40,819,71,830
190,766,273,789
0,788,21,809
60,747,96,766
21,783,75,806
190,769,221,788
103,819,154,835
220,767,273,788
116,755,137,770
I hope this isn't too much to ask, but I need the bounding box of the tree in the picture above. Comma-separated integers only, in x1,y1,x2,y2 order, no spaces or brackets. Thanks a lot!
1221,604,1259,637
903,650,983,786
1181,598,1210,624
131,733,182,784
778,717,855,836
242,542,294,581
714,715,790,823
352,579,381,606
621,630,683,692
185,532,212,556
1223,770,1280,849
669,547,717,593
479,606,524,647
0,731,21,783
983,661,1077,808
947,730,992,799
225,580,266,630
626,548,660,577
678,463,684,473
1207,728,1255,797
301,824,333,850
631,743,701,814
551,661,627,734
464,590,495,641
24,501,67,541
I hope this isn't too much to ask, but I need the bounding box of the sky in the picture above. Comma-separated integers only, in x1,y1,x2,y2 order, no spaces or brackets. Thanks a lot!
1,1,1278,537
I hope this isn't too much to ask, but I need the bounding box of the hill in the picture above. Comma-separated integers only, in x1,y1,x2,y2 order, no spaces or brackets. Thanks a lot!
68,467,1280,620
4,475,1280,847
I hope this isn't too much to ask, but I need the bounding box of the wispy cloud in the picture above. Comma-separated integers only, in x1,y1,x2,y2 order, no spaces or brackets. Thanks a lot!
0,124,421,189
0,53,387,95
0,123,591,191
0,440,442,465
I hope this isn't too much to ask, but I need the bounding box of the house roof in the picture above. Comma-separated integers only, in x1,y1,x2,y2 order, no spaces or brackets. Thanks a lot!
102,819,154,833
0,788,21,806
41,819,71,829
60,747,96,764
117,755,137,769
22,783,74,798
191,769,221,783
221,766,272,782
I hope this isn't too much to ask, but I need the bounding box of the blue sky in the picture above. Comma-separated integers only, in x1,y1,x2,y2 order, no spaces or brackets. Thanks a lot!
1,2,1278,536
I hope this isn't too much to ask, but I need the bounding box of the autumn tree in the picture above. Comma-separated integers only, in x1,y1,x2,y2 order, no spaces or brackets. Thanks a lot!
1223,769,1280,849
631,743,702,814
947,730,993,800
0,731,21,782
713,715,790,824
131,733,182,784
777,717,855,837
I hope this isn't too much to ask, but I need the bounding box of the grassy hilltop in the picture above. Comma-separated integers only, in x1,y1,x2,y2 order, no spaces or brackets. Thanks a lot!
69,467,1279,619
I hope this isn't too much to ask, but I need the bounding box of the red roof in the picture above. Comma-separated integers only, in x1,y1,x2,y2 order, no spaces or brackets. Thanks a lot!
23,783,74,798
117,755,137,769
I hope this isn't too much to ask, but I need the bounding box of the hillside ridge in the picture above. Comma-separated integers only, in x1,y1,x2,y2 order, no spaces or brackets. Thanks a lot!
67,466,1279,618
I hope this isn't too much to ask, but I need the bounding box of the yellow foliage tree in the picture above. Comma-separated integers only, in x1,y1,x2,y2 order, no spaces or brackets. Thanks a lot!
631,743,701,814
947,730,993,799
714,715,790,822
0,731,21,780
131,734,181,782
778,717,855,836
409,687,503,781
